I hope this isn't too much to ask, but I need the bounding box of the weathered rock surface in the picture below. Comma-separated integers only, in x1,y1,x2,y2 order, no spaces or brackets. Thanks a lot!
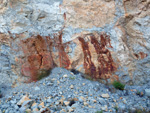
0,0,150,85
62,0,116,28
15,32,118,82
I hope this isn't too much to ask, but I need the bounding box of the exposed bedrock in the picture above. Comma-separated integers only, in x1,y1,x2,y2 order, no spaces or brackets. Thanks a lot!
0,0,150,85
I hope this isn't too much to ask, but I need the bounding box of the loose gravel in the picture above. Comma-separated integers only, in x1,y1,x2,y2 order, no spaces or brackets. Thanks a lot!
0,67,150,113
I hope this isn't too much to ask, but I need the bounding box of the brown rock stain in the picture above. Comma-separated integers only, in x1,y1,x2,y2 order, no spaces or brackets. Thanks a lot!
78,37,97,78
53,32,71,69
63,13,66,20
0,33,10,46
78,33,117,79
19,31,117,82
21,35,54,82
90,34,117,79
20,31,71,82
134,52,148,59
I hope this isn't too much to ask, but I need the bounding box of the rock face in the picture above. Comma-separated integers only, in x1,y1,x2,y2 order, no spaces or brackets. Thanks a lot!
19,32,118,82
0,0,150,85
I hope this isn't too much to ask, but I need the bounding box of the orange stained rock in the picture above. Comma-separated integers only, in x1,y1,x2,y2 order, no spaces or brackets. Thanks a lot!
19,32,117,82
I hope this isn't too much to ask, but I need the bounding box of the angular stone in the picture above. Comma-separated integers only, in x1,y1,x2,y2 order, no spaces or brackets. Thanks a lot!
34,86,40,91
145,89,150,97
31,102,38,110
70,85,74,89
40,108,51,113
68,108,74,112
17,95,31,106
101,94,110,98
46,99,52,103
63,74,68,78
25,109,32,113
38,102,45,108
22,100,33,108
83,102,88,106
47,83,53,86
55,101,60,106
64,101,70,106
101,105,108,111
10,99,17,104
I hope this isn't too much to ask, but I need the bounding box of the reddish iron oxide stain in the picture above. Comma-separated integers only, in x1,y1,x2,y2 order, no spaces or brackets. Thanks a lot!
20,31,71,82
79,33,117,79
53,32,71,69
134,52,148,59
64,13,66,20
139,52,148,59
78,37,97,78
20,31,116,82
21,35,55,82
134,53,139,59
99,34,116,78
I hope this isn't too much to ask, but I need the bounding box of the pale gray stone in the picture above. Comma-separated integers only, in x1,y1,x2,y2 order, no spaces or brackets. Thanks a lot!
145,89,150,97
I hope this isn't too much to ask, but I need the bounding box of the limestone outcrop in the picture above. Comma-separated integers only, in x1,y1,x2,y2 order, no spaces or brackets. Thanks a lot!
0,0,150,85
